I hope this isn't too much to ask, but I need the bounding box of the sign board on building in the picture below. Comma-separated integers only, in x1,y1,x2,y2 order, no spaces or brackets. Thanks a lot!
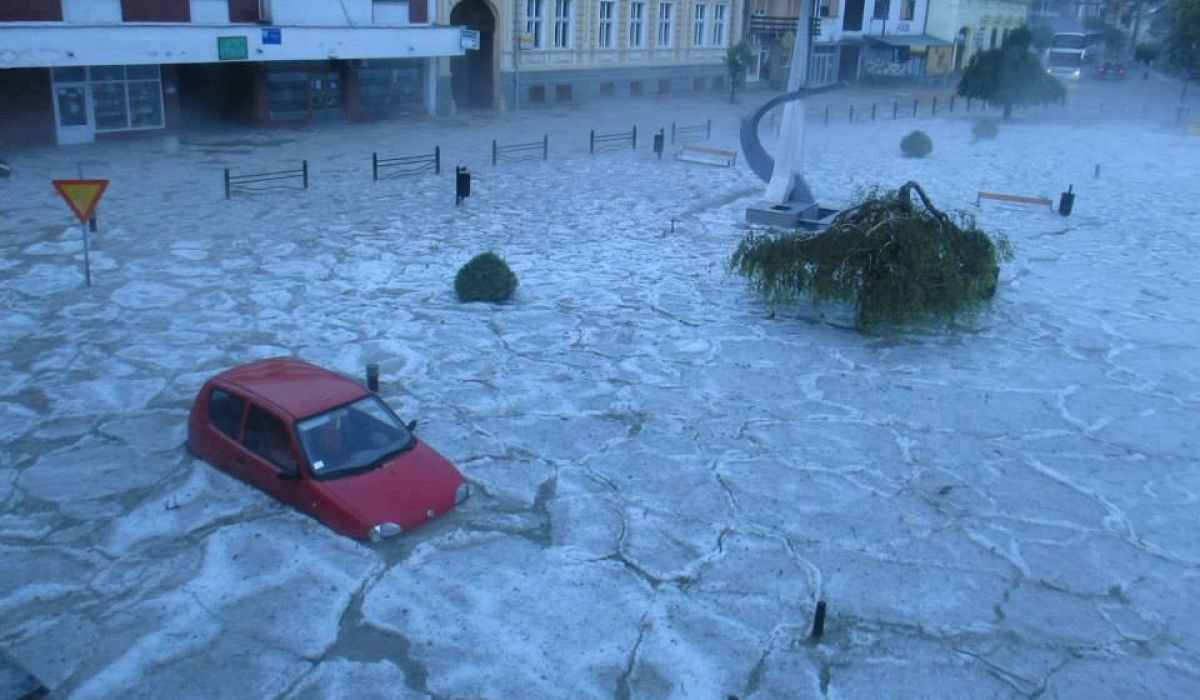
461,29,480,51
519,33,536,50
218,36,249,61
262,27,282,45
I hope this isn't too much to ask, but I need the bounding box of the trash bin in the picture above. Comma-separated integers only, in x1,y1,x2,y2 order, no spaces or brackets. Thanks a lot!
456,166,471,205
1058,185,1074,216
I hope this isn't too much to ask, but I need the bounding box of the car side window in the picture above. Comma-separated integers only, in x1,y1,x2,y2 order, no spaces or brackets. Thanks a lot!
209,388,245,440
243,404,299,473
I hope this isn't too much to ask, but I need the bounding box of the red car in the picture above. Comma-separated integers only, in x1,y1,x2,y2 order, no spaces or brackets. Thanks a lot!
187,357,468,542
1096,62,1126,79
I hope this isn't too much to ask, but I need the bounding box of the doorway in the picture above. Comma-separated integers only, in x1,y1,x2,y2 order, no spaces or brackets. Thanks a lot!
450,0,496,109
50,67,94,145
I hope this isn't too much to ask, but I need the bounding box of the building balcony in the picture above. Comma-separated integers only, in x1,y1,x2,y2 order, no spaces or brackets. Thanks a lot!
748,15,802,39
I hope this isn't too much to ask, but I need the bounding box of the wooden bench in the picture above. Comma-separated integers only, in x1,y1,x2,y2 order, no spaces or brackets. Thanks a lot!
976,191,1052,208
677,143,737,168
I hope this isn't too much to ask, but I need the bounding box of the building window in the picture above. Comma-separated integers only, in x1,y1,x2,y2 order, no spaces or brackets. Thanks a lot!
553,0,573,49
528,85,547,103
630,80,644,95
818,0,839,19
629,1,646,48
712,4,726,46
657,2,674,48
990,26,998,48
598,0,616,48
899,0,915,21
693,4,707,47
872,0,889,20
89,65,165,132
526,0,545,49
556,84,573,101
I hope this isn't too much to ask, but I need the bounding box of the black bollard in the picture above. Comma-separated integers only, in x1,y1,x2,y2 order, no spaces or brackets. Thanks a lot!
366,364,379,392
1058,185,1075,217
811,600,827,641
455,166,471,206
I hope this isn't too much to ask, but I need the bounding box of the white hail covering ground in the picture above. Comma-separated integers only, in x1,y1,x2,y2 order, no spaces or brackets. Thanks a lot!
1,94,1199,699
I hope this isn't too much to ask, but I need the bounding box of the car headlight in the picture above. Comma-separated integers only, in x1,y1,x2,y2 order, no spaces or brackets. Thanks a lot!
1073,70,1080,77
369,522,403,542
455,482,470,505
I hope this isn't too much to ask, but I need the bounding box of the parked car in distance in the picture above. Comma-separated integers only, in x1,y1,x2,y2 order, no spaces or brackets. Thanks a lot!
1096,61,1127,79
187,357,468,542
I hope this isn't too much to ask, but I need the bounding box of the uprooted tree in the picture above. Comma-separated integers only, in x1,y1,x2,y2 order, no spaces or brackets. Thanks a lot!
730,182,1013,332
957,27,1065,120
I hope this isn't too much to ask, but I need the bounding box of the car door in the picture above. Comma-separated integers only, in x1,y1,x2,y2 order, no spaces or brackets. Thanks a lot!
239,402,313,514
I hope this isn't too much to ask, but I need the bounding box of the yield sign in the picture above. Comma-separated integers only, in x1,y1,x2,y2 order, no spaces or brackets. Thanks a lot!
52,179,109,222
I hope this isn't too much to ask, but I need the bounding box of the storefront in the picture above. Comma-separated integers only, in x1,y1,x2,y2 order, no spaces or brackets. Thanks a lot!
48,65,168,145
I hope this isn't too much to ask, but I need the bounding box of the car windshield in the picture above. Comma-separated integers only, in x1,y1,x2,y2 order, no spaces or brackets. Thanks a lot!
1048,52,1082,68
295,395,413,478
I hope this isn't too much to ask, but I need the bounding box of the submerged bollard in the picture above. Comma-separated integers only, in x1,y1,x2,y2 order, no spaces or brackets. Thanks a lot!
366,363,379,392
1058,185,1075,217
811,600,827,641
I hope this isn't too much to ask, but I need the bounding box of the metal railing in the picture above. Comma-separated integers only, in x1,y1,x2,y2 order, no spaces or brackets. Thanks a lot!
224,160,308,199
373,147,441,180
492,135,549,165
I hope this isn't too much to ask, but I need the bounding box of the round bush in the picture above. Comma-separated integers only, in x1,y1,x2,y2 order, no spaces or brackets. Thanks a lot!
972,118,999,141
900,130,933,158
455,251,518,303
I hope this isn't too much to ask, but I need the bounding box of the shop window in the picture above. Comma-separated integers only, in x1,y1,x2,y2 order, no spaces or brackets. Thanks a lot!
712,75,725,91
599,82,615,96
89,65,165,132
657,78,671,94
555,84,573,101
228,0,261,22
693,77,705,92
630,80,643,95
528,85,547,103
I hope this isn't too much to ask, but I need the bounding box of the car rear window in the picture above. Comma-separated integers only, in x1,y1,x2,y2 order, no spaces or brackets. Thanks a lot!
209,388,245,439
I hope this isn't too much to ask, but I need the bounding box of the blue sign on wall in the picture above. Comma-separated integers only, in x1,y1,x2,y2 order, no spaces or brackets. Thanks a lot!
262,27,282,45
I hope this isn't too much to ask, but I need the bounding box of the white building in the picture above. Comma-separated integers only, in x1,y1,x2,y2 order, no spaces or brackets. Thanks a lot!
0,0,466,146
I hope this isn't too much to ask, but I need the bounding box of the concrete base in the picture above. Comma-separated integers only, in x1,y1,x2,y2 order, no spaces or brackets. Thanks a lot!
745,201,841,231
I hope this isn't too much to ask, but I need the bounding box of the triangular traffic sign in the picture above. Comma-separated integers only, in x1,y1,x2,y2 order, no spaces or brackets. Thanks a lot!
52,179,109,223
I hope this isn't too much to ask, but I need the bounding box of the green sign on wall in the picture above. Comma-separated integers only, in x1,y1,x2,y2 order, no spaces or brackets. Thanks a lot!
218,36,249,61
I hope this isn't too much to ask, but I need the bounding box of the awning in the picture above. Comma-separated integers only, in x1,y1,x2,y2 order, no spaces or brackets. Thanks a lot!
867,34,951,48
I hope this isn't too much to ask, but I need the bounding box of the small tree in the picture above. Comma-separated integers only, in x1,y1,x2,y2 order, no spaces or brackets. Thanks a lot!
724,40,754,103
455,252,518,303
957,27,1065,120
730,182,1013,332
1083,17,1128,55
900,130,933,157
1167,0,1200,76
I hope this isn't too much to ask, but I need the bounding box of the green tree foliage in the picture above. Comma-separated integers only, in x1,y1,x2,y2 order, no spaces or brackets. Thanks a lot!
1030,24,1056,52
730,182,1013,332
1135,42,1162,65
957,27,1066,120
900,130,933,157
972,118,999,140
724,40,755,103
455,252,518,303
1083,16,1128,54
1168,0,1200,75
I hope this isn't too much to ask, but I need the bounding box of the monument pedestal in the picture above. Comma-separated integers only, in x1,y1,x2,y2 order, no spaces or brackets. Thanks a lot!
745,200,840,231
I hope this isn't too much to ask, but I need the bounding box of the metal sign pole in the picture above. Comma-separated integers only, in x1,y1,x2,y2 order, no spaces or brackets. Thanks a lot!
81,218,91,287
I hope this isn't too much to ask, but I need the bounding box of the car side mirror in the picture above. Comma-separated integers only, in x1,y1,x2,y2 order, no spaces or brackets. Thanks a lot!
405,419,418,432
278,469,301,482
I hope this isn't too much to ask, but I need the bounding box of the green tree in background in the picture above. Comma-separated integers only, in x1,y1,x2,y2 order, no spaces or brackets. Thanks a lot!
724,40,754,103
957,27,1066,121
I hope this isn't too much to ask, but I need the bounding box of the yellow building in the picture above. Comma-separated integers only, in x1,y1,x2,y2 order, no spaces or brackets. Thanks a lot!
439,0,744,110
925,0,1032,71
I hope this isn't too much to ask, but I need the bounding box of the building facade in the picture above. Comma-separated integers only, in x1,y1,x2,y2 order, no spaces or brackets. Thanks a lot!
438,0,744,110
926,0,1032,71
0,0,465,146
744,0,950,87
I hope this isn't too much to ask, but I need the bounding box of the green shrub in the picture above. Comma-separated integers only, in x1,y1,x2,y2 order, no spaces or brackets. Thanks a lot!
455,252,518,303
900,130,933,158
730,182,1013,332
972,118,999,141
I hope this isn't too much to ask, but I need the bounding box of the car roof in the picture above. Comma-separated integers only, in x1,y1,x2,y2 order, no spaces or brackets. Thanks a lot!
215,357,369,420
